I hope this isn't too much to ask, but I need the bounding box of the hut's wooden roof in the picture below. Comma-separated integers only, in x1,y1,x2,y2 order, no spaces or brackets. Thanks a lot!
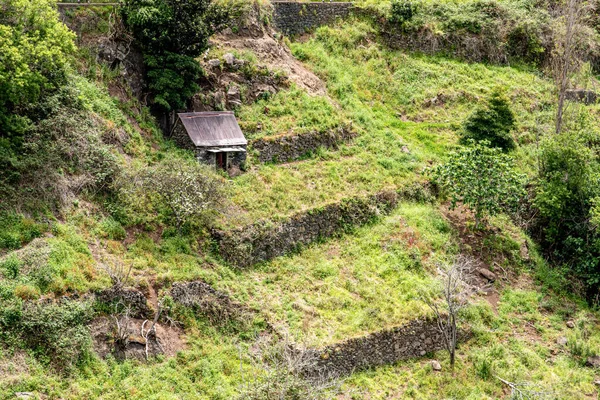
177,111,247,147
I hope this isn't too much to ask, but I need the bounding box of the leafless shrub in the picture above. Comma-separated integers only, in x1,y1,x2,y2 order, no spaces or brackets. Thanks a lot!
99,257,133,290
550,0,598,134
422,255,475,370
111,305,132,357
237,337,342,400
497,376,553,399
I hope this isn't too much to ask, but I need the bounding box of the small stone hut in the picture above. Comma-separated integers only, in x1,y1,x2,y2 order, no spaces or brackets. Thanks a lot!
171,111,247,170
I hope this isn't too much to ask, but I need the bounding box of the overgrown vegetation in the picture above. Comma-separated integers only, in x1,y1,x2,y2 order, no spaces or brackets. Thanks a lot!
121,0,235,113
5,1,600,399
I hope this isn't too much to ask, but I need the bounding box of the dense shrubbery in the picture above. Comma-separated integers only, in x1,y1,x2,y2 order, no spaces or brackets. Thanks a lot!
118,158,225,230
384,0,550,64
0,0,125,210
121,0,234,112
533,132,600,297
460,88,516,151
0,299,94,372
0,0,75,148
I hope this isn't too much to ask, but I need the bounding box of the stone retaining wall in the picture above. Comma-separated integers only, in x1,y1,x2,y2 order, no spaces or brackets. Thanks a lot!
272,1,354,36
250,124,356,163
304,318,467,376
565,89,598,105
213,185,432,268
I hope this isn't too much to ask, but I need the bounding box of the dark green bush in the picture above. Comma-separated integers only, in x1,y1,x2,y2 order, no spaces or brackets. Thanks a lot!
460,88,516,151
533,132,600,296
389,0,416,26
122,0,235,112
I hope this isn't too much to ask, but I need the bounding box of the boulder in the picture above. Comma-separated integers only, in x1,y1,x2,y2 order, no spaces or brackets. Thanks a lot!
477,268,497,282
556,336,568,346
587,356,600,368
431,360,442,371
223,52,236,66
208,59,221,68
566,320,575,329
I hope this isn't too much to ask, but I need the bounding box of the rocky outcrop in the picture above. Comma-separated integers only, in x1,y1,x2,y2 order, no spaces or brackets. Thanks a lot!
272,2,354,36
170,281,251,325
96,286,153,319
303,318,468,377
250,124,356,163
213,188,435,269
195,52,288,112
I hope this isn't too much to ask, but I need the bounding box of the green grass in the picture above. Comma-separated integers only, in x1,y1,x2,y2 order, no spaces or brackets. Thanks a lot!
343,285,600,399
222,19,555,227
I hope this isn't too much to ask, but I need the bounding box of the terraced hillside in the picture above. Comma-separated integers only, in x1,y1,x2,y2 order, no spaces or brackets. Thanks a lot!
3,1,600,399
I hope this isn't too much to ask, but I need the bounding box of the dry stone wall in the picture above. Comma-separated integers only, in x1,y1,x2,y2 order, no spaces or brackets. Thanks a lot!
272,1,354,36
213,185,433,268
565,89,598,105
250,124,356,163
304,318,468,376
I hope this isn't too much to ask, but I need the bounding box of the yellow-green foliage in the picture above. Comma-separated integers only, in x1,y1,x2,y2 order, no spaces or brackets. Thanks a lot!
224,19,553,227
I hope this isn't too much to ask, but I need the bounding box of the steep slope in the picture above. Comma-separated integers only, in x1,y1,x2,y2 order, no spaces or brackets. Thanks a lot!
3,2,600,400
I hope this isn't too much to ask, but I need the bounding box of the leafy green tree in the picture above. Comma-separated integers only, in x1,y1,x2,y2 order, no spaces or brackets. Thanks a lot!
460,88,517,151
0,0,75,148
431,141,525,228
121,0,233,112
534,132,600,292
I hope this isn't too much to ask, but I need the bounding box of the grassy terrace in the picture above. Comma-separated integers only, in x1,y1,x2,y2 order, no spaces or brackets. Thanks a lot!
344,284,600,399
220,20,554,228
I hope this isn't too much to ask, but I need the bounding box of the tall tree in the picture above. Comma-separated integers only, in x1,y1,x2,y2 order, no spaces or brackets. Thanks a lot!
551,0,596,134
121,0,233,113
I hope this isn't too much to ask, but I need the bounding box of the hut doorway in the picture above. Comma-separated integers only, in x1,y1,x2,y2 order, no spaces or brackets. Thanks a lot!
216,152,227,170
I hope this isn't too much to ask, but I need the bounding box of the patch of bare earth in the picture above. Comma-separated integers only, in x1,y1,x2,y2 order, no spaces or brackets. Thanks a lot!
212,22,327,96
441,204,528,313
90,316,185,361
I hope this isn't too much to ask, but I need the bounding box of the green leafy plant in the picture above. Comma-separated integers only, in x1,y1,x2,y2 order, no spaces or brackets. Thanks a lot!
121,0,235,112
430,141,526,228
460,88,516,151
389,0,416,26
534,132,600,295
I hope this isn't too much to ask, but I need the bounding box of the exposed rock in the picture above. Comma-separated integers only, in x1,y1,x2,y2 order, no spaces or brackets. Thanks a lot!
170,281,252,326
226,85,242,108
594,380,600,386
557,336,568,346
520,242,530,261
90,316,184,361
96,286,152,319
208,59,221,68
213,90,226,109
15,393,34,399
477,268,497,282
566,320,575,329
401,145,410,154
214,190,403,268
565,89,597,105
431,360,442,371
272,2,353,36
587,356,600,368
213,10,327,96
223,52,236,66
